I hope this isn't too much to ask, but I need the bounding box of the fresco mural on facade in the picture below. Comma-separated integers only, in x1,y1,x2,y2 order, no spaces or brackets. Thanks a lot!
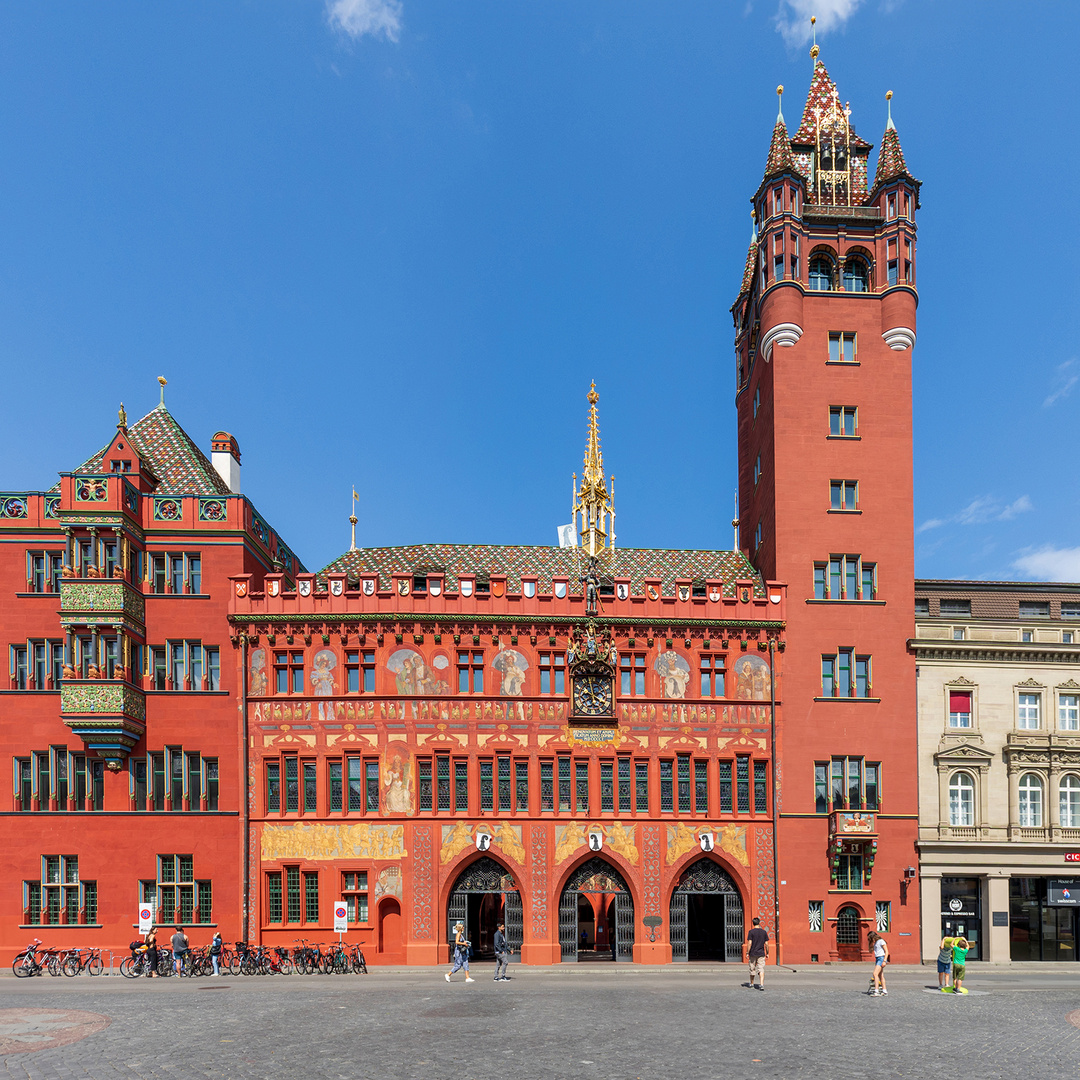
249,648,268,696
733,655,772,700
374,865,403,901
387,649,450,695
555,822,640,865
655,650,691,699
492,649,528,697
311,649,337,695
261,822,407,861
440,822,525,865
381,748,415,816
667,823,748,867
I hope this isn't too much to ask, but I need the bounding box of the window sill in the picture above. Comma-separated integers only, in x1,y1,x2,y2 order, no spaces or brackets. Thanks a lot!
814,697,881,704
825,435,861,441
0,689,61,695
15,593,65,599
826,509,862,515
824,361,860,367
21,924,104,929
144,690,230,696
805,599,885,606
129,923,218,929
144,593,212,600
827,889,873,895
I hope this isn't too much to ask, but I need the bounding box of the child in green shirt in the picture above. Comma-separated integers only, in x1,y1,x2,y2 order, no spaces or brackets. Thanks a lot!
951,937,970,994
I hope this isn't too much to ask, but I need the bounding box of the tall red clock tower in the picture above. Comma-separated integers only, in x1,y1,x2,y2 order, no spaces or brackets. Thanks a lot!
732,45,921,962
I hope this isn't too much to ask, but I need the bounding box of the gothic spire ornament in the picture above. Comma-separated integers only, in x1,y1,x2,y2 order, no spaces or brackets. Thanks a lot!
571,382,616,558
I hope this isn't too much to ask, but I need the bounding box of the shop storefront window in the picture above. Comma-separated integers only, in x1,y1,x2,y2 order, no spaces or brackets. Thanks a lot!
1010,877,1080,961
941,877,981,960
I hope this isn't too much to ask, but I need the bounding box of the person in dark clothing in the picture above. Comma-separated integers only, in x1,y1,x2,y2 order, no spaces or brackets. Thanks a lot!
171,926,189,975
493,921,511,981
746,916,769,991
144,926,159,978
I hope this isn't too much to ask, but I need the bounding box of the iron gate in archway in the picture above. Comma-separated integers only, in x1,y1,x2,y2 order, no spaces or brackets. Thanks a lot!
669,858,745,962
446,856,523,955
558,857,635,963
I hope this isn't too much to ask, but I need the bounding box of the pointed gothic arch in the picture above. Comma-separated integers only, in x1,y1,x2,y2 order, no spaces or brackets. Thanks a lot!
446,855,522,958
557,856,635,963
668,857,745,962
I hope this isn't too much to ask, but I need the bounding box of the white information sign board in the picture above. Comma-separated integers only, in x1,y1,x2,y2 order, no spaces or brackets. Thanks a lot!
334,901,348,934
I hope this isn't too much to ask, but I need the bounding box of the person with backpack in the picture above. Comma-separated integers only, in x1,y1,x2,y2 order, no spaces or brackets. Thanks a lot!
209,932,223,976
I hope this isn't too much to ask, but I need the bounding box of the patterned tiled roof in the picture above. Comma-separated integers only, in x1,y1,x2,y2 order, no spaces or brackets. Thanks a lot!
792,61,870,150
763,117,798,179
873,125,914,186
736,238,758,303
70,405,232,496
320,544,767,597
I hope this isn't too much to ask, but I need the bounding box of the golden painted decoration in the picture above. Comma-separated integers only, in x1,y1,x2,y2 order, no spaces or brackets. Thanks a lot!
261,822,406,862
667,823,748,867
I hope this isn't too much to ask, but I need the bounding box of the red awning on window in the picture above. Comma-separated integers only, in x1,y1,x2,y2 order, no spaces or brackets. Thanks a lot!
949,691,971,713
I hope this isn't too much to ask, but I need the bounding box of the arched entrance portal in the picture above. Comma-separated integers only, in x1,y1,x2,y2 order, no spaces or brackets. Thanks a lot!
378,897,404,961
669,858,744,962
446,856,523,962
836,905,861,961
558,857,635,963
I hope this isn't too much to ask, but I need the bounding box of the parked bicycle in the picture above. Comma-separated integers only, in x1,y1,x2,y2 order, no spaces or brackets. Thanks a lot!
13,939,47,977
62,948,104,977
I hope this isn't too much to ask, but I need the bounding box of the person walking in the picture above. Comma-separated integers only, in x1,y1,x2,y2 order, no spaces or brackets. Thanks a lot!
951,936,970,994
209,931,223,977
493,921,511,982
171,925,190,976
144,926,159,978
869,931,889,996
445,921,474,983
936,935,955,991
746,916,769,991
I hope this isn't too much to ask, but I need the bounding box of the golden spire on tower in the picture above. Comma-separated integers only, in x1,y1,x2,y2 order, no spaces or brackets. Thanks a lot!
571,382,616,558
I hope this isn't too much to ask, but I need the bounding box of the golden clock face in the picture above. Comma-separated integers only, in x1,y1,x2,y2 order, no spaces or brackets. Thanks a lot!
574,675,612,716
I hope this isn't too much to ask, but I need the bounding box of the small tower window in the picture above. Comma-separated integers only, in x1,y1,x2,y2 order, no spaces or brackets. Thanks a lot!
842,257,869,293
809,255,834,291
753,387,760,419
887,193,896,219
773,187,783,216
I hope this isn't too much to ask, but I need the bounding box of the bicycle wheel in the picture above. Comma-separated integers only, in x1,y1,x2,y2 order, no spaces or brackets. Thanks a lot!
88,954,104,976
277,957,293,975
63,955,80,977
228,953,242,976
352,951,367,974
47,954,62,976
119,956,137,978
240,955,257,976
333,954,348,975
13,954,32,978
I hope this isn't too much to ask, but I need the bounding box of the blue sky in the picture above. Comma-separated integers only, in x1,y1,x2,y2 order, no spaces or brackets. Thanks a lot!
0,1,1077,582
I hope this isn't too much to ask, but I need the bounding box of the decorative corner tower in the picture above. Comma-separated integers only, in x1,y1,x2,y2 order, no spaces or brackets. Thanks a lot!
732,39,921,963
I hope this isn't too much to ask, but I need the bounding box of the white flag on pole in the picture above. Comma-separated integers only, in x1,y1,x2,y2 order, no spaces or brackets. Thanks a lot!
557,524,576,548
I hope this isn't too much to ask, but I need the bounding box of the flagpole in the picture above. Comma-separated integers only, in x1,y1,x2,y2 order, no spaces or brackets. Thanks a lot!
350,487,358,552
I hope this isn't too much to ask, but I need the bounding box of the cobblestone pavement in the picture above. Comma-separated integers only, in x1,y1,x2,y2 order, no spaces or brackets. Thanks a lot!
2,963,1079,1080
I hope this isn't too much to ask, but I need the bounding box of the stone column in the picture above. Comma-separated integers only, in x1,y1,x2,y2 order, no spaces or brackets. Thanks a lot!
986,873,1011,964
1049,761,1062,836
1007,761,1020,834
936,764,950,836
920,873,941,962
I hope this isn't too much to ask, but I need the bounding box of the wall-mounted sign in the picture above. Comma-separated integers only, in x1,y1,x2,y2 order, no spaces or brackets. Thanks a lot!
1065,853,1080,863
1048,880,1080,906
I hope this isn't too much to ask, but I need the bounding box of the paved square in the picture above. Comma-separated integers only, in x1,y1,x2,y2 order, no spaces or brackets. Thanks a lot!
2,964,1079,1079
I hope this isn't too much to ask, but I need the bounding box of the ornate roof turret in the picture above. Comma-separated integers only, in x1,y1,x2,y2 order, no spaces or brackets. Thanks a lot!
571,382,616,559
790,50,872,206
871,91,921,205
731,214,759,315
763,85,797,179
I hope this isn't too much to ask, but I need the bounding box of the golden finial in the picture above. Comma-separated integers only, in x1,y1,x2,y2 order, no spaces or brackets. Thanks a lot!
157,375,167,406
118,402,127,429
587,380,598,406
885,89,895,130
776,84,784,123
810,15,819,61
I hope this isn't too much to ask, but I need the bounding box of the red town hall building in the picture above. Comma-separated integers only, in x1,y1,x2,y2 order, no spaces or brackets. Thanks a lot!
0,47,922,966
733,48,921,960
0,390,303,963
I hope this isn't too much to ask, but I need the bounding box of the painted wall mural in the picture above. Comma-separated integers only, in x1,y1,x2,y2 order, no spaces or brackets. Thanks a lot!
261,822,407,861
655,650,691,699
733,655,772,700
381,748,415,816
554,822,639,865
492,649,528,697
666,823,748,867
249,648,268,696
387,649,450,696
440,822,525,865
311,649,337,696
374,865,403,901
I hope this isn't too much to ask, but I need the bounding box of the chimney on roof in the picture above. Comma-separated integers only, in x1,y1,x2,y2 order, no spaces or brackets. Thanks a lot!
211,431,242,493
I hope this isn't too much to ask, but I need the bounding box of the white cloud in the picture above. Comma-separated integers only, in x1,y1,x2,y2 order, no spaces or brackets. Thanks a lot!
919,494,1033,533
774,0,863,46
326,0,403,43
1043,358,1078,408
1013,546,1080,583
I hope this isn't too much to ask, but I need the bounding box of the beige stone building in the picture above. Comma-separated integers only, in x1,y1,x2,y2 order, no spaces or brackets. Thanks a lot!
913,580,1080,963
